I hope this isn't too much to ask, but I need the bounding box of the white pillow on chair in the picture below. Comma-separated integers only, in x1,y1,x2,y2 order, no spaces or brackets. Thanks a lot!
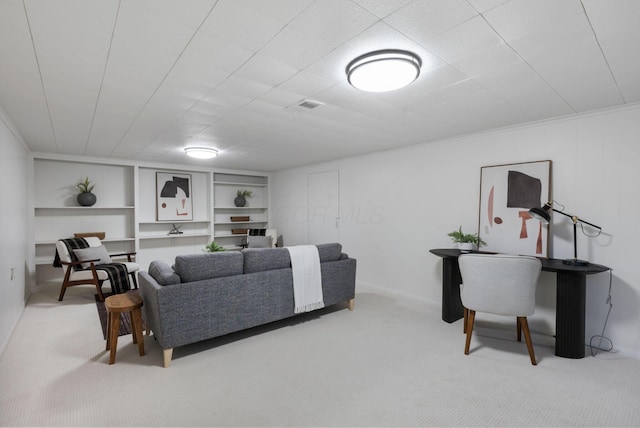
73,246,112,269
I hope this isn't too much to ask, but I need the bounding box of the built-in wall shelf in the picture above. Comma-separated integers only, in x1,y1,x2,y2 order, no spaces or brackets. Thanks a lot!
35,206,135,210
214,221,267,225
31,155,269,283
214,181,268,187
139,234,212,241
36,237,135,245
213,173,269,249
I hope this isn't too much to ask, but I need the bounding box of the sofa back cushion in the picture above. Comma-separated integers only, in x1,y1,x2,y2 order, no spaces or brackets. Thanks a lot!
316,243,343,262
175,252,244,282
148,260,181,286
243,248,291,274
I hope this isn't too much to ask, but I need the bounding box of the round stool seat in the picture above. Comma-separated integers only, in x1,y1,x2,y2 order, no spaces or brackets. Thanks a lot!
106,292,142,311
105,292,145,364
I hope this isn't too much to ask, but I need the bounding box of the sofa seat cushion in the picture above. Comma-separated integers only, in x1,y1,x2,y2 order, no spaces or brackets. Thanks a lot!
242,248,291,274
149,260,181,286
175,252,244,282
316,243,343,262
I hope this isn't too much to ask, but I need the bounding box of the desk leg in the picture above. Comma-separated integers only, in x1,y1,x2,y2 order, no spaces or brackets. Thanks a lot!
442,258,464,323
555,271,586,359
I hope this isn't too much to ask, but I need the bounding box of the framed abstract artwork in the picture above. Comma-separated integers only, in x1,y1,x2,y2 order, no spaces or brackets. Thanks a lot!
478,160,551,257
156,172,193,221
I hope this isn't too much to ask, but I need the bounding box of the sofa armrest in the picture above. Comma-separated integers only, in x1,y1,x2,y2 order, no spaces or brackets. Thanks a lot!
139,271,165,344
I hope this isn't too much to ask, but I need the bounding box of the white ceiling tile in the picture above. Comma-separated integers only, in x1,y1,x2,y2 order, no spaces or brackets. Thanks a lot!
523,38,622,111
199,0,288,52
466,0,510,13
258,27,335,70
474,62,574,119
384,0,479,40
422,16,505,64
451,43,522,79
24,0,119,150
483,0,588,47
583,0,640,104
288,0,379,45
278,71,337,98
0,0,55,150
350,0,414,18
235,54,301,87
136,0,217,29
236,0,314,26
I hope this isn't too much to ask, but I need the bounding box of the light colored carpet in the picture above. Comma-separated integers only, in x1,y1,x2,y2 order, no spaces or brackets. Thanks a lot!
1,283,639,427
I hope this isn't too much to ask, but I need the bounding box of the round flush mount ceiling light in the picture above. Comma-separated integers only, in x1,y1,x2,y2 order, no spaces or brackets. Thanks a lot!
184,147,218,159
346,49,422,92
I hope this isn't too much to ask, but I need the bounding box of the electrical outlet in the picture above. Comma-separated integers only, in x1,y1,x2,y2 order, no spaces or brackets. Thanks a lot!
10,267,15,281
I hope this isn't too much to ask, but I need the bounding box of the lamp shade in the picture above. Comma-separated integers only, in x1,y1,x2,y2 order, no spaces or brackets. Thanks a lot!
346,50,421,92
528,206,551,223
184,147,218,159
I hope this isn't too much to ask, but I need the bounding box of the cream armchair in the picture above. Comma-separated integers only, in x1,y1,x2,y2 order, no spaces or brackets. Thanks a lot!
55,237,139,301
458,253,542,365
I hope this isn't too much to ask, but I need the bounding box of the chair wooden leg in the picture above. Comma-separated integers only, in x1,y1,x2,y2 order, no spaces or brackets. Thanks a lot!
58,284,68,301
95,282,105,302
464,310,476,355
517,317,522,342
463,307,468,334
518,316,537,365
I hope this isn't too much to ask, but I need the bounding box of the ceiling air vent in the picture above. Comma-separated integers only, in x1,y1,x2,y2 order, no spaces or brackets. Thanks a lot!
297,98,325,109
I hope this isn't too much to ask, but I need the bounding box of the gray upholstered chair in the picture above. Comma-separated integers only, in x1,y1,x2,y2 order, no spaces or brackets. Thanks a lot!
458,253,542,365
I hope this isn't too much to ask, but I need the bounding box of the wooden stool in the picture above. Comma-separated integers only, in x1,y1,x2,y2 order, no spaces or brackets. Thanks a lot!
105,292,145,365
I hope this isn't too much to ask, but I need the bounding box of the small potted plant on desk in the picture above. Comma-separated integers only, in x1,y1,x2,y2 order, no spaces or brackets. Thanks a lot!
447,226,486,252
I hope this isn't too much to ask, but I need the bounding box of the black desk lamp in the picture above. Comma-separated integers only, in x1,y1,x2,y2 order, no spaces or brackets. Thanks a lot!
529,201,602,266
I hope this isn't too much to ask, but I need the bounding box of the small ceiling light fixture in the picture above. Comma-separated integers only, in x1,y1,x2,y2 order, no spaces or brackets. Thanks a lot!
346,49,422,92
184,147,218,159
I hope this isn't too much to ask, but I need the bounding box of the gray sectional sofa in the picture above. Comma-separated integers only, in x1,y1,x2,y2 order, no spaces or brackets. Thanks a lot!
139,243,356,367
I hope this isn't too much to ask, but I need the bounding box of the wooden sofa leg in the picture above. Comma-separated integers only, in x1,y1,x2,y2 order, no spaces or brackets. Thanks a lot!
347,298,355,311
163,348,173,368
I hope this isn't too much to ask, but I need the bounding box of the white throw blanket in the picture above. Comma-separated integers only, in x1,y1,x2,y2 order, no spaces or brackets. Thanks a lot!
286,245,324,314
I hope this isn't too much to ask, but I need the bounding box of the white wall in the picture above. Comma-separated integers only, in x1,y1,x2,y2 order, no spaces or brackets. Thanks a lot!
272,103,640,356
0,107,30,356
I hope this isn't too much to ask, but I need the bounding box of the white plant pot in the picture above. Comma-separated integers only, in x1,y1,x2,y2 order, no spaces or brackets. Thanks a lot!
458,242,476,252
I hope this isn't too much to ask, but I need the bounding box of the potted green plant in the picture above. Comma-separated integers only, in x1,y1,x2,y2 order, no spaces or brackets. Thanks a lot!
447,226,486,252
204,241,226,252
76,177,97,206
234,189,253,207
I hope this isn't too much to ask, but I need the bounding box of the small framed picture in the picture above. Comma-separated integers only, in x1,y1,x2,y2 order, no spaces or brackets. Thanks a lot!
156,172,193,221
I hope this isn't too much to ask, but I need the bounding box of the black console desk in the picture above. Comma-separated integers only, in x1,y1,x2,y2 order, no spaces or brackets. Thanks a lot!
430,249,610,359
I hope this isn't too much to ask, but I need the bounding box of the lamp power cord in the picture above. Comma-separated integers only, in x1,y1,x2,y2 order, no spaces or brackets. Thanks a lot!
588,268,614,356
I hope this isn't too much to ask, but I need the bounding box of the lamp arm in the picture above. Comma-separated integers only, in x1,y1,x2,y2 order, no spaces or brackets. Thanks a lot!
575,217,602,231
551,208,601,230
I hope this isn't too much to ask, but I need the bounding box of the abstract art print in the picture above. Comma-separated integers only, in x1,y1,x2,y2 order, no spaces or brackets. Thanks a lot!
478,160,551,257
156,172,193,221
